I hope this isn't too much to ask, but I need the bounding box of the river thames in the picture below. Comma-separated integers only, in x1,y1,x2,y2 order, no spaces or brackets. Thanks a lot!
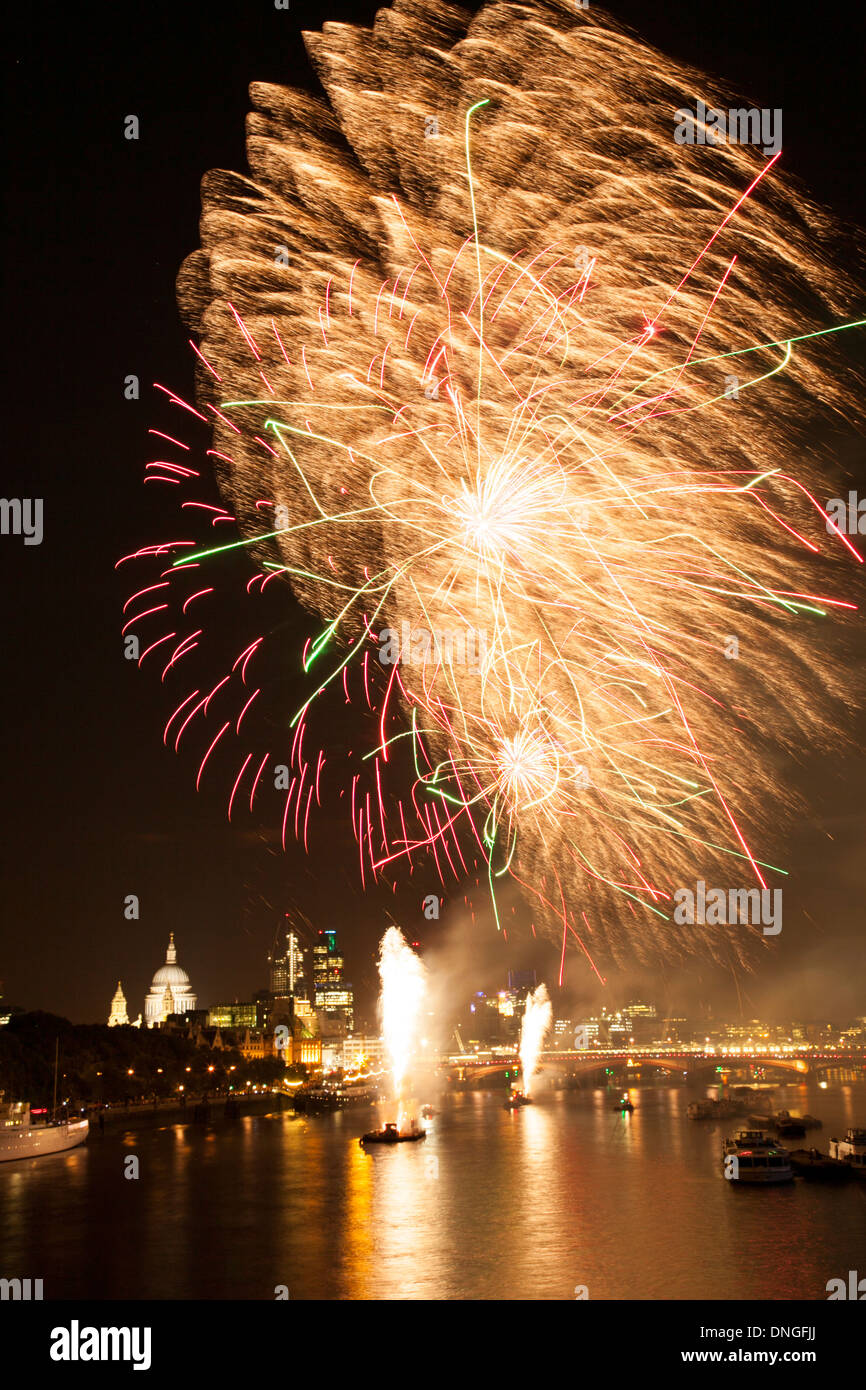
3,1079,864,1301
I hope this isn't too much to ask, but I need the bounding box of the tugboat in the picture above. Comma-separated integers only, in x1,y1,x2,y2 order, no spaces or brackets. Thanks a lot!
828,1128,866,1178
359,1120,426,1146
503,1090,531,1110
613,1094,634,1112
0,1101,89,1162
722,1129,793,1184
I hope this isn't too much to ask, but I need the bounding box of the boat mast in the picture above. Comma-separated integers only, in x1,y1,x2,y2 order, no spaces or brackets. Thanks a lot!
52,1037,59,1120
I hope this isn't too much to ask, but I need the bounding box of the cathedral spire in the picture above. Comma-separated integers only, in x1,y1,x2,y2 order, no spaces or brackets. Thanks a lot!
166,932,177,964
108,980,129,1027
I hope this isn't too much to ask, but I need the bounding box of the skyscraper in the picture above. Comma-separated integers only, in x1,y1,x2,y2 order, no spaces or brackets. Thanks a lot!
312,929,354,1033
268,917,309,999
312,929,341,989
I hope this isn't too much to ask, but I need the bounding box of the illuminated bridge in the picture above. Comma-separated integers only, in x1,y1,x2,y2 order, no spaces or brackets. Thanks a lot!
443,1047,866,1083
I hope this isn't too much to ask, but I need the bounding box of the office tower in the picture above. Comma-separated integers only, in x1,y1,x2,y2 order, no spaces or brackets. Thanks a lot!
312,929,354,1033
268,917,309,999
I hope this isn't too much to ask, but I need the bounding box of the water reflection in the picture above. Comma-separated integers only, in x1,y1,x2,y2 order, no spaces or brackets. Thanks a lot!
1,1082,863,1300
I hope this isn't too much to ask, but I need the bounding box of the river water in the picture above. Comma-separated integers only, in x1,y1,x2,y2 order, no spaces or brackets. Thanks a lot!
2,1079,864,1300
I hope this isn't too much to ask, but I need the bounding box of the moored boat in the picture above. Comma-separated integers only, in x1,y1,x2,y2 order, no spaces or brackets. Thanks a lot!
292,1087,350,1114
688,1098,746,1120
771,1110,822,1138
788,1148,853,1182
722,1129,793,1184
827,1128,866,1177
0,1102,89,1162
775,1117,806,1138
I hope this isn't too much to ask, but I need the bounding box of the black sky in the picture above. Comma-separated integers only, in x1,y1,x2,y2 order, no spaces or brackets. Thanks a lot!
2,0,864,1026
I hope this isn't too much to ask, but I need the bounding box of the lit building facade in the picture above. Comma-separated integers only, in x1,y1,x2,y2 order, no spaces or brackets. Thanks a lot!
268,921,308,999
620,1002,658,1044
312,930,354,1032
465,989,522,1045
107,981,129,1027
312,930,341,988
342,1035,387,1071
144,934,197,1028
291,1035,322,1068
575,1019,602,1046
660,1017,690,1042
207,1002,260,1029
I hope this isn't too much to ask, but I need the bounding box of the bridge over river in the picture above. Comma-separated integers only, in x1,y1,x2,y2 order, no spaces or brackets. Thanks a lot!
443,1046,866,1084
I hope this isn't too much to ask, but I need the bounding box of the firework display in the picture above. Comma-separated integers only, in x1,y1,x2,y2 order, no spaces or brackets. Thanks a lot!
121,0,863,973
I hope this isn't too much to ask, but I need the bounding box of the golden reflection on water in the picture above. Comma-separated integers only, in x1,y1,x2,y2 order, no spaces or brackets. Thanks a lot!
3,1085,865,1299
343,1137,375,1298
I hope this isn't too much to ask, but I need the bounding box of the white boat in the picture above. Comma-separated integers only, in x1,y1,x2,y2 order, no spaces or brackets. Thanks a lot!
827,1127,866,1176
722,1129,793,1184
0,1102,89,1162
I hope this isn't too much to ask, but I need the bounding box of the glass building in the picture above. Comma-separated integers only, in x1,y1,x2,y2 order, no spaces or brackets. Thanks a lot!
268,920,309,999
312,930,354,1032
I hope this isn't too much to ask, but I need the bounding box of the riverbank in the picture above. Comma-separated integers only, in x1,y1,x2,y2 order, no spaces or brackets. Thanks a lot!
88,1091,289,1130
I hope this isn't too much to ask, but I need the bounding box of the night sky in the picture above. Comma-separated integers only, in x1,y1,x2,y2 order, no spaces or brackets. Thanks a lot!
3,1,864,1027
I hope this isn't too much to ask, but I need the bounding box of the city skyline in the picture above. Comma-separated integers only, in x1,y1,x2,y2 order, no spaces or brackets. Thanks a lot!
1,0,864,1329
2,2,865,1034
